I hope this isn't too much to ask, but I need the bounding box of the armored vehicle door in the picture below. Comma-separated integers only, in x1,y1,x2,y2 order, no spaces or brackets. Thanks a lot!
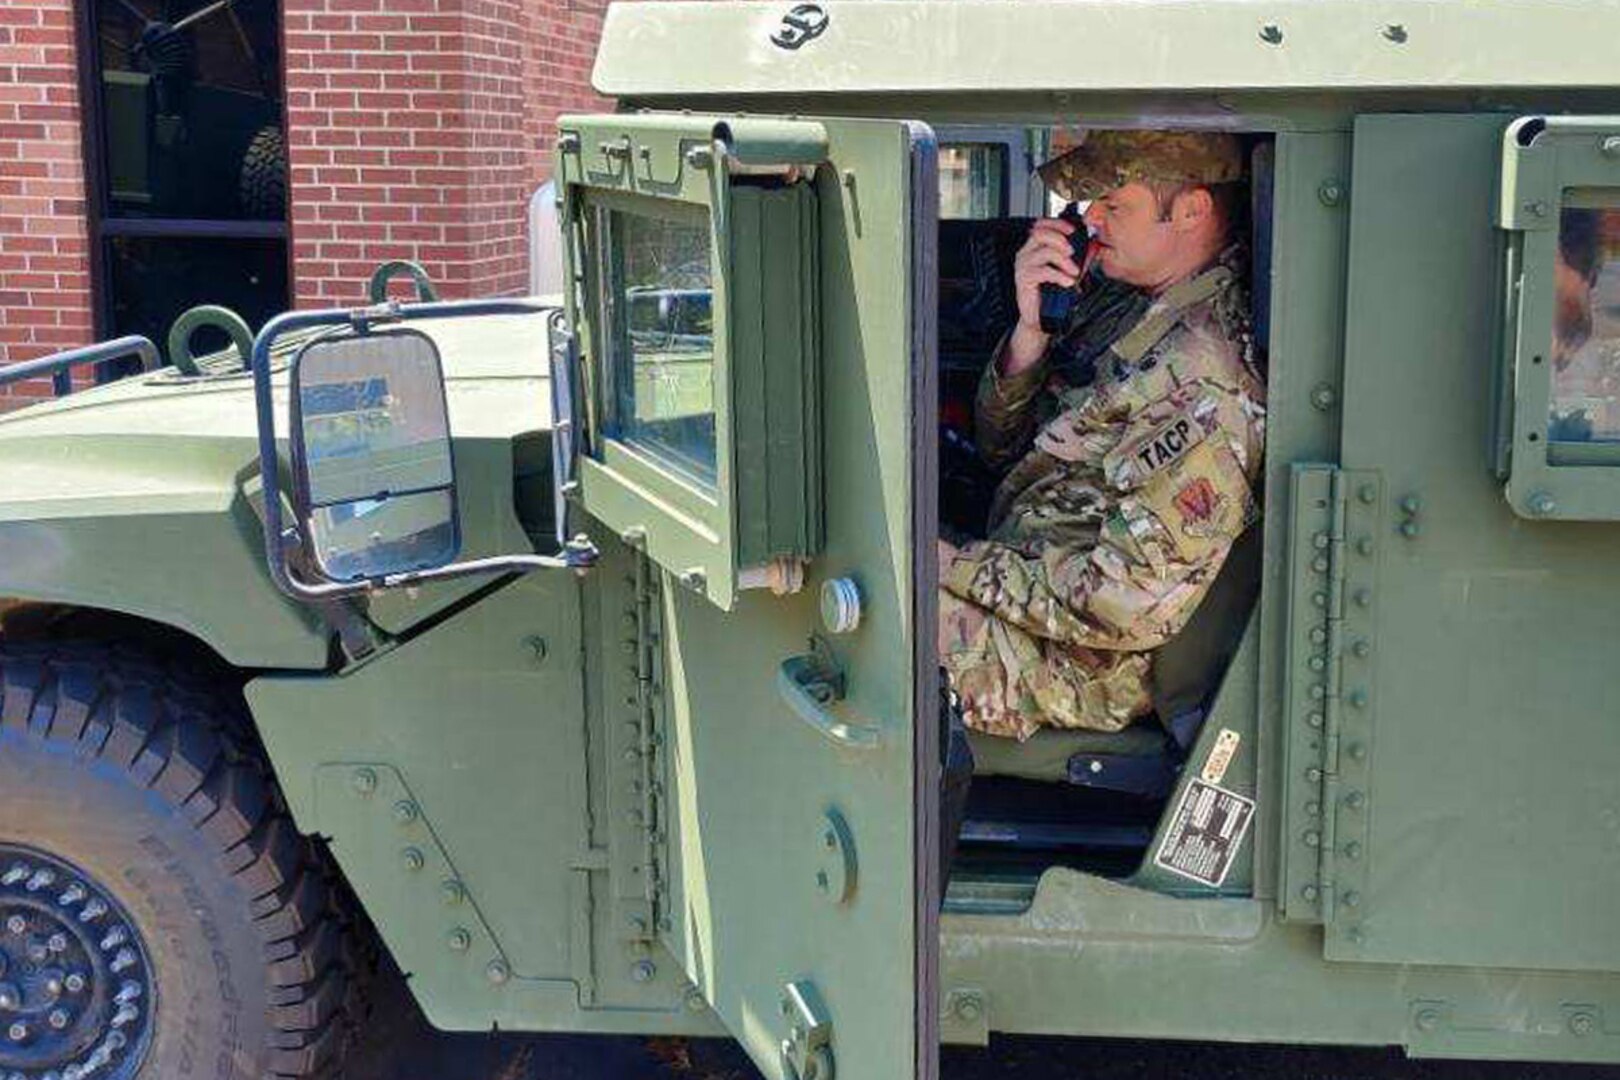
553,113,939,1080
1280,113,1620,975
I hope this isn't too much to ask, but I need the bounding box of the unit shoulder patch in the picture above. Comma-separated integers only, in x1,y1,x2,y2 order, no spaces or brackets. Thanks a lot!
1102,407,1206,490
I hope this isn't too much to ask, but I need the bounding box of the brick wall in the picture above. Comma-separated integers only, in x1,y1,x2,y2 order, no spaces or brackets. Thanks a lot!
0,0,91,407
285,0,610,307
526,0,610,178
0,0,611,400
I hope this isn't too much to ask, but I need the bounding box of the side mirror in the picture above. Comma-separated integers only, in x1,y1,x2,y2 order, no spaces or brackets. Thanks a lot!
291,329,459,582
249,297,598,603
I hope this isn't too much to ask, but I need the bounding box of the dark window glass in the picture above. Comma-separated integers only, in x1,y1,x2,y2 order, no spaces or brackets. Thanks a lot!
106,235,287,354
93,0,285,222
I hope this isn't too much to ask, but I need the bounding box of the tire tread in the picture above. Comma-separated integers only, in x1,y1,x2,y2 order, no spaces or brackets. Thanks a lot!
0,643,376,1079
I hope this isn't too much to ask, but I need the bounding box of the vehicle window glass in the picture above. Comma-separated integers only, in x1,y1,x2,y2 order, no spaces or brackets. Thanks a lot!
599,207,718,488
94,0,284,222
940,144,1006,220
1550,205,1620,446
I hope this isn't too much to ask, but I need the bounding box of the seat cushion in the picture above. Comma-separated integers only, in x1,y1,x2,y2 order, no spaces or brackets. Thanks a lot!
968,722,1166,783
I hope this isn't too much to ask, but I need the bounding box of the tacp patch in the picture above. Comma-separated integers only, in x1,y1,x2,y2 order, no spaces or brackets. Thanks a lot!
1102,408,1206,490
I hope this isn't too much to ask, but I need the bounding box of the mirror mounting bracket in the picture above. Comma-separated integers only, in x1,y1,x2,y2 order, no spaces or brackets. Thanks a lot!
345,302,406,334
250,297,600,604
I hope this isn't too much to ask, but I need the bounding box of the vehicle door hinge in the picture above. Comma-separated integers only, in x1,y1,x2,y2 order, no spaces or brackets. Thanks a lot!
609,550,669,947
1279,466,1381,941
779,979,835,1080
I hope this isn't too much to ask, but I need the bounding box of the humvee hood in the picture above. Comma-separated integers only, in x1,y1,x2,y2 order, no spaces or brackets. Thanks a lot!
0,311,553,445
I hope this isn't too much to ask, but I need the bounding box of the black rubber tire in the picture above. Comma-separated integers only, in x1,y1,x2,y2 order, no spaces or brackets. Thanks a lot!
0,641,376,1079
239,125,287,220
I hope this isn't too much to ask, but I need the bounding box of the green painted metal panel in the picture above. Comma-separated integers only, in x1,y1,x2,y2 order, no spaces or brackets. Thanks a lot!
246,572,722,1036
1338,113,1620,971
593,1,1616,99
642,117,928,1080
942,886,1620,1061
0,432,328,669
730,183,821,565
1127,610,1260,898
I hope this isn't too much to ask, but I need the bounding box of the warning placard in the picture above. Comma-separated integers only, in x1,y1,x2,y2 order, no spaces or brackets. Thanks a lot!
1153,779,1255,888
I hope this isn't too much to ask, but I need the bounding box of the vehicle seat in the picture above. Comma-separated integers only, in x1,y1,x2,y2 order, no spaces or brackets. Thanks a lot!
966,525,1262,796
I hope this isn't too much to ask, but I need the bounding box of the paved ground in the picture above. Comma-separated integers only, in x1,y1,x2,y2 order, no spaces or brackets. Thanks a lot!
358,993,1620,1080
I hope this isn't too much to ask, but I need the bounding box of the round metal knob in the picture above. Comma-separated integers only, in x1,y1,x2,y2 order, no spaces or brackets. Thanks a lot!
820,577,863,634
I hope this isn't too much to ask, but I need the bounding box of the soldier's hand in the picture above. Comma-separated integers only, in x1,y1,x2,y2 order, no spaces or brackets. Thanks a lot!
1004,217,1083,375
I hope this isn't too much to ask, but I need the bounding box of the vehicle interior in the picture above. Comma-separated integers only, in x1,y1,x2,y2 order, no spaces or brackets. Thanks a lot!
933,127,1274,910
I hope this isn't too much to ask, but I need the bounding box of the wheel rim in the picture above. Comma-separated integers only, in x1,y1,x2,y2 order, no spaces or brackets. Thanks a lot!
0,846,153,1080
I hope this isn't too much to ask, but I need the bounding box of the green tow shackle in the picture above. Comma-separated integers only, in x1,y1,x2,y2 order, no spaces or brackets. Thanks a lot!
167,305,255,376
368,260,440,304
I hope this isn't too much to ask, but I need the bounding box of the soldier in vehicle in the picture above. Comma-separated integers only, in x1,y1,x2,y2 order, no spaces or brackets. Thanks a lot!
938,131,1267,741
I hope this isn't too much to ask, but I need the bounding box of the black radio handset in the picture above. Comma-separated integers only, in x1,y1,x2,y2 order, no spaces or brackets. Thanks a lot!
1037,202,1091,335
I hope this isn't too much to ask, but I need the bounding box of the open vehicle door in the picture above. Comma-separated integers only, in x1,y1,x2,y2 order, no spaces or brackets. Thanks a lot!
553,113,940,1080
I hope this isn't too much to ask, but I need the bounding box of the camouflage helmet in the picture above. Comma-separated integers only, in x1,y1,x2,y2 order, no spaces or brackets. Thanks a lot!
1038,130,1245,202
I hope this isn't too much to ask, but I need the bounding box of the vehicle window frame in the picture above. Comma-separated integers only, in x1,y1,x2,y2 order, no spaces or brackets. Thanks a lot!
1496,116,1620,520
575,185,729,539
76,0,290,356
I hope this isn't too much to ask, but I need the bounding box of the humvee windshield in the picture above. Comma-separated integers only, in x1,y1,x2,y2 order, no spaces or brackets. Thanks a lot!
935,126,1271,901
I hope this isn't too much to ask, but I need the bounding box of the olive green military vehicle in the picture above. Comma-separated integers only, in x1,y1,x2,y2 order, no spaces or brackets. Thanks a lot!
4,1,1620,1077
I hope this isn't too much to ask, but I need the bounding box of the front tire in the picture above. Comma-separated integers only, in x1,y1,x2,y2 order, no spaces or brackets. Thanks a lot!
0,642,374,1079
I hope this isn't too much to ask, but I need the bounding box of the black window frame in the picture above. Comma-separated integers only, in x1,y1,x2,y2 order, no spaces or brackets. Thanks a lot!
73,0,293,347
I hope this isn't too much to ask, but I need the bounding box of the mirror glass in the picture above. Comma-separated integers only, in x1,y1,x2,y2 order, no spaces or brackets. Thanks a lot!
293,329,459,581
309,489,458,582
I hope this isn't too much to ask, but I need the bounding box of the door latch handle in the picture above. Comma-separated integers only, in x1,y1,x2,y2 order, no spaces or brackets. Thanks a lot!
777,655,881,750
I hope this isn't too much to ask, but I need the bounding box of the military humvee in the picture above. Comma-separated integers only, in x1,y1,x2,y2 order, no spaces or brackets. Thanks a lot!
3,1,1620,1077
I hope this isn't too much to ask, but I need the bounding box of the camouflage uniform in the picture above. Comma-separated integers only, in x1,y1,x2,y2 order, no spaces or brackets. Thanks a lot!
939,135,1264,739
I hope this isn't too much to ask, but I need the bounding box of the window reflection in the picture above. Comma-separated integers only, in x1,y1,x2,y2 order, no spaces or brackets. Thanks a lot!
602,209,718,488
940,145,1007,220
95,0,285,221
1550,206,1620,443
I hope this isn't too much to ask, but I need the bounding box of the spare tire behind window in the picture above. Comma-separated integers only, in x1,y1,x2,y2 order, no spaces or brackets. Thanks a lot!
239,124,287,219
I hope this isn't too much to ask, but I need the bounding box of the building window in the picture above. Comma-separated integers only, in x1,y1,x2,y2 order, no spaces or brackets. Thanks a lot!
82,0,288,361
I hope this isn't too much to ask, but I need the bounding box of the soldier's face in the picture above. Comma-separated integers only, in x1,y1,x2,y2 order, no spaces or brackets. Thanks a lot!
1082,181,1182,287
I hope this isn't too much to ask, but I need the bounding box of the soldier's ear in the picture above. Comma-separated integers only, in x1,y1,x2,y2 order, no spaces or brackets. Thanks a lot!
1169,186,1215,231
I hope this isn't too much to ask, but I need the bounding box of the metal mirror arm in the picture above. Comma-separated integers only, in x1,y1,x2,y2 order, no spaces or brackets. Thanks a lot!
250,298,599,604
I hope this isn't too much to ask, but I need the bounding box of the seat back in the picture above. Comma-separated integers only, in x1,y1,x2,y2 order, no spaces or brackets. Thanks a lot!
1152,524,1262,720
